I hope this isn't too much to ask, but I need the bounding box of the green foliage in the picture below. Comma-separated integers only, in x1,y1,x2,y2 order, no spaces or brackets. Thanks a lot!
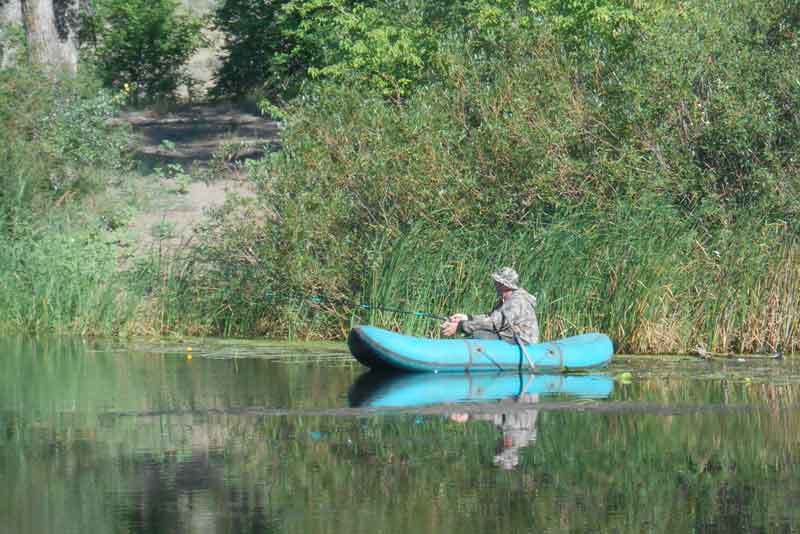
124,193,277,337
154,160,192,194
607,0,800,220
213,0,655,99
281,0,437,98
177,0,800,350
0,225,126,335
1,0,798,349
532,0,653,55
0,62,135,335
210,0,290,98
86,0,205,101
0,67,131,226
0,69,52,220
365,217,799,354
38,85,131,172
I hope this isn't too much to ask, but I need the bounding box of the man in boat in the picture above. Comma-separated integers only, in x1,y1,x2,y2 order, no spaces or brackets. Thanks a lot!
441,267,540,344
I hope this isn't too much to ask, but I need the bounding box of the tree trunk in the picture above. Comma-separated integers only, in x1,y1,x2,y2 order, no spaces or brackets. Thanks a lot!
0,0,22,68
20,0,80,75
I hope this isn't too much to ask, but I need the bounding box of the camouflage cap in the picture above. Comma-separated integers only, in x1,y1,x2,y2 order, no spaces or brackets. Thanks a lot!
491,267,519,290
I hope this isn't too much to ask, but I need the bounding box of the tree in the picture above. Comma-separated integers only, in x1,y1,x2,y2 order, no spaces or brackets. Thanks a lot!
20,0,82,74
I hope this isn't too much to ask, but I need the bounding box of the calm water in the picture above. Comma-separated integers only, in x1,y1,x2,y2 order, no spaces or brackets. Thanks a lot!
2,337,800,534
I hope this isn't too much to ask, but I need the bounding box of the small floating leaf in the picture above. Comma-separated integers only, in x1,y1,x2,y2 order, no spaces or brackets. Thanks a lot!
617,372,633,384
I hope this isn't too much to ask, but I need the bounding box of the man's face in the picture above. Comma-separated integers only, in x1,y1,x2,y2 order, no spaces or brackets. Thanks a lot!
494,281,508,296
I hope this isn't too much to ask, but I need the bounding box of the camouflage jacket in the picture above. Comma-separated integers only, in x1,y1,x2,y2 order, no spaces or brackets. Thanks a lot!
459,288,540,344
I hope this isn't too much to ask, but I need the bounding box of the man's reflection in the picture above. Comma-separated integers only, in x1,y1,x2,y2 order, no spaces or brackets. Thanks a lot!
450,393,539,470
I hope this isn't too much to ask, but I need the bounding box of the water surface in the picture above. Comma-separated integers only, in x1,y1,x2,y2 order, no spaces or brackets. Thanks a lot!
2,337,799,533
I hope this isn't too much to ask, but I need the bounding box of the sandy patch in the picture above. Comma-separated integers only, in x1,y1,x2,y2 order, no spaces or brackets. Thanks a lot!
115,102,279,255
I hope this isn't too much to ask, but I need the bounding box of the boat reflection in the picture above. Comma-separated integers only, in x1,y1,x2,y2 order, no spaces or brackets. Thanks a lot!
348,371,615,470
348,371,614,408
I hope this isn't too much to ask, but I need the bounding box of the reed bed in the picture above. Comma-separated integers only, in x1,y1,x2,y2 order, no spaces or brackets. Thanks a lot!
0,230,133,336
365,216,799,355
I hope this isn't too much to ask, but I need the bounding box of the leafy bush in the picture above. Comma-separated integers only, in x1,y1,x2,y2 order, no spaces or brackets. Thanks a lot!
212,0,653,100
212,0,434,98
85,0,205,102
0,67,131,225
282,0,436,98
609,0,800,224
38,84,130,171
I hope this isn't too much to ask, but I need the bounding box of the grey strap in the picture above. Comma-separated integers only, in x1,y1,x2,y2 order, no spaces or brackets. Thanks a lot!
512,326,536,372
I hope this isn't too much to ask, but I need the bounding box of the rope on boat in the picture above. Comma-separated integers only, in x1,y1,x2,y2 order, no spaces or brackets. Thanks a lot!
512,327,536,372
467,341,504,371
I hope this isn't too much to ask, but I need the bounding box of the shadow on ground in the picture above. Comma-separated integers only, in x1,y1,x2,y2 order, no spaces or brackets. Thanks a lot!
116,102,281,171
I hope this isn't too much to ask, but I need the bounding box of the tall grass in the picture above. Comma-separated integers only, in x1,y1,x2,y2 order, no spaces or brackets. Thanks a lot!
0,228,133,335
365,213,798,354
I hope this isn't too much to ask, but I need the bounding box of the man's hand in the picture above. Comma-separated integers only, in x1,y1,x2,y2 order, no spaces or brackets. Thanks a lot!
449,413,469,423
441,320,460,337
449,313,468,323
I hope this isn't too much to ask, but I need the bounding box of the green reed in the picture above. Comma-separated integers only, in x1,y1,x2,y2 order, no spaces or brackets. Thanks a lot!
0,228,133,336
365,212,798,354
0,64,137,336
126,202,798,353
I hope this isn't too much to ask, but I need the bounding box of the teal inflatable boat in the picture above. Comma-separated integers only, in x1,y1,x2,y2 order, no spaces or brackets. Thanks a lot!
348,326,614,373
349,371,615,408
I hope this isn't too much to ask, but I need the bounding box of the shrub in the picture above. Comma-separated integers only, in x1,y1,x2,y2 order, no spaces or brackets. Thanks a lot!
38,82,131,172
211,0,653,100
212,0,438,99
0,67,131,226
85,0,205,102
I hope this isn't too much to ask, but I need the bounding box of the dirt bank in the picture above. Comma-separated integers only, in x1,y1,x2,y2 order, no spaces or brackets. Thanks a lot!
113,102,279,254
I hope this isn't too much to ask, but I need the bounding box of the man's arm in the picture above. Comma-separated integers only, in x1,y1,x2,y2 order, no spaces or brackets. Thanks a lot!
459,307,505,335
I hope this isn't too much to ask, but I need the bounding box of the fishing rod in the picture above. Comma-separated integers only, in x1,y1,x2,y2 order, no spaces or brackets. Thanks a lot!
265,291,449,322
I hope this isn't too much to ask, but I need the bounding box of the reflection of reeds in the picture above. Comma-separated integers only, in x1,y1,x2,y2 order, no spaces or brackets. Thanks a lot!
6,334,800,533
10,401,800,533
